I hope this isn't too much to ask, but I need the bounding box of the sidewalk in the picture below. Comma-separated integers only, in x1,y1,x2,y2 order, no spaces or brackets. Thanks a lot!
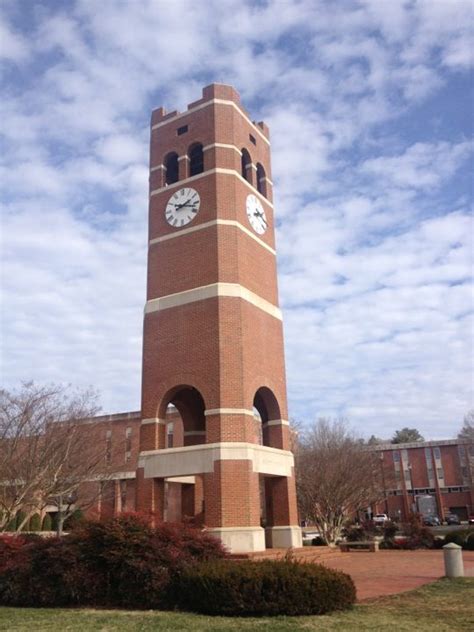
320,549,474,600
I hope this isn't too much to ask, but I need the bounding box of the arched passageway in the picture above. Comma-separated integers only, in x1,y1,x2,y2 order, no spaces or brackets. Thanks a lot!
158,386,206,524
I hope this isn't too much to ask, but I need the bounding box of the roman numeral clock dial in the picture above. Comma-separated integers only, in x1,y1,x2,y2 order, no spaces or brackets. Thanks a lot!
165,187,201,228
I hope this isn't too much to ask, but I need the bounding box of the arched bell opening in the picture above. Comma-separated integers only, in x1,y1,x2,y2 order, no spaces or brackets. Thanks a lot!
253,386,281,448
256,162,267,197
241,148,252,183
164,151,179,185
188,142,204,176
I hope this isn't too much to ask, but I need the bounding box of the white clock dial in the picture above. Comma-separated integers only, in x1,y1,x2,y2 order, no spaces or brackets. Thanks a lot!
246,194,267,235
165,187,200,228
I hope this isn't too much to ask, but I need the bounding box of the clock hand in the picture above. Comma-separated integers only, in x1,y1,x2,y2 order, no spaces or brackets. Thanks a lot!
173,202,191,210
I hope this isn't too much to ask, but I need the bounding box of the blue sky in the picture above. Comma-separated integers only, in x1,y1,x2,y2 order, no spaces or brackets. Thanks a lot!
1,0,472,439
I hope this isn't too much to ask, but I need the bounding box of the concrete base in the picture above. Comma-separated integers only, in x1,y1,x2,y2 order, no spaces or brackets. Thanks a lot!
206,526,266,553
265,525,302,549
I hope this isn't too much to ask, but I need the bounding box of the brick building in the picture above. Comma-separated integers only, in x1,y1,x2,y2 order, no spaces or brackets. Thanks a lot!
373,440,474,522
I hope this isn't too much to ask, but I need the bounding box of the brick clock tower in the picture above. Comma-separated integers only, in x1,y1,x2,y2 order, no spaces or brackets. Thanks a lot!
136,84,301,553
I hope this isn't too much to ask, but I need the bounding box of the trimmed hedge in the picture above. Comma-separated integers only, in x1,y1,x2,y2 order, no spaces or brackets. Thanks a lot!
175,559,356,616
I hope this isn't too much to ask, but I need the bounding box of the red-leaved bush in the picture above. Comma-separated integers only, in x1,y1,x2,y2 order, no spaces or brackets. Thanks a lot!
0,513,227,608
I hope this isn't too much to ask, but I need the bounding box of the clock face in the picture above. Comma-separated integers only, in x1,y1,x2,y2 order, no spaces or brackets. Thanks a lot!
165,187,200,228
246,194,267,235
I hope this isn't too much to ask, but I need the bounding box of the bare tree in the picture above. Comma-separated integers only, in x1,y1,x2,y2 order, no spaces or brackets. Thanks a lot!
0,382,109,534
296,418,386,546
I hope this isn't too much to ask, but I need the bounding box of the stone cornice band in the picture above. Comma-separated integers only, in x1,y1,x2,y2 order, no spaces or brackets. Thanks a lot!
139,442,294,478
145,282,282,321
149,219,276,256
205,408,255,417
141,418,167,425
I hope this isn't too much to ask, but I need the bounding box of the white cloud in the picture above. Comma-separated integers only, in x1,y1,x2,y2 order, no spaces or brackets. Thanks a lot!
0,15,29,62
0,0,472,439
361,141,473,191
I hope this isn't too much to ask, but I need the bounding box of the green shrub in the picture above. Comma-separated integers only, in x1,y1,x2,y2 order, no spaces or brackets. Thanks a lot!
41,514,52,531
345,526,366,542
444,529,474,550
400,513,434,549
466,532,474,551
175,558,356,616
383,521,398,540
29,514,41,532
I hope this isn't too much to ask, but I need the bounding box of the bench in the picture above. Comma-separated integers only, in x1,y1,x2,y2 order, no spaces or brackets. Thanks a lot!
339,540,379,552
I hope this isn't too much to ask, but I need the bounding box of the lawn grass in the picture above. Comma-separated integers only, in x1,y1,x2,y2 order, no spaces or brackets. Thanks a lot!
0,578,472,631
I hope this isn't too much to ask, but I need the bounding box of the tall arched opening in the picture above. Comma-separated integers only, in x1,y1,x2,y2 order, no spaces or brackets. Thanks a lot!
158,385,206,524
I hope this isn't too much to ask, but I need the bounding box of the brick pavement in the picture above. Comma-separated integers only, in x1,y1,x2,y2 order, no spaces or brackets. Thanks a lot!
320,549,474,601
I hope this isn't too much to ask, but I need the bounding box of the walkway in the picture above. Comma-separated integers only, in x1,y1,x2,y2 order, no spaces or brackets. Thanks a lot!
320,549,474,600
236,547,474,601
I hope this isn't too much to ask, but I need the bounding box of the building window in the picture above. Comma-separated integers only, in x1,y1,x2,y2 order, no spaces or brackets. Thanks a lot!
461,466,469,479
256,163,267,198
105,430,112,465
188,142,204,176
120,480,127,509
124,427,132,463
164,152,179,185
241,148,252,182
404,470,411,481
434,447,441,459
167,422,174,448
458,445,465,456
177,125,188,136
393,451,400,463
437,468,444,479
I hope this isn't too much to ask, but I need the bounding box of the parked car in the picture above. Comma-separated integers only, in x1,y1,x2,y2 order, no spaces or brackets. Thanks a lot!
469,515,474,525
302,530,321,542
423,515,441,527
373,513,390,525
445,513,461,525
